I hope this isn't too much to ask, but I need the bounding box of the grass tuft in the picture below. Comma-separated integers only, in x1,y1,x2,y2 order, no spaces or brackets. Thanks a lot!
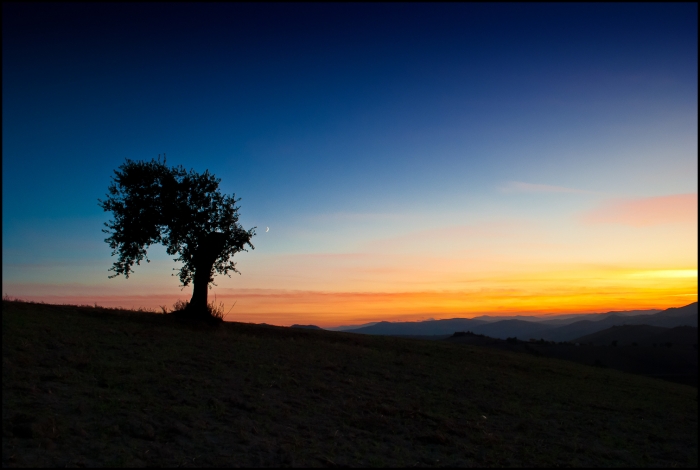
165,295,235,323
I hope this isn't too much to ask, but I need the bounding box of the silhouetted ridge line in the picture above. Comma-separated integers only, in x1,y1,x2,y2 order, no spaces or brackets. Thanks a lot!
345,302,698,340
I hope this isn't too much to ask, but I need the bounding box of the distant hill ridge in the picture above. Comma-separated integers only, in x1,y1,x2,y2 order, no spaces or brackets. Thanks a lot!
343,302,698,341
291,324,322,330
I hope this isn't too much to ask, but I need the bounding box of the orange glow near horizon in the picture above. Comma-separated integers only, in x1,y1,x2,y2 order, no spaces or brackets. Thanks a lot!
4,193,696,327
7,267,696,328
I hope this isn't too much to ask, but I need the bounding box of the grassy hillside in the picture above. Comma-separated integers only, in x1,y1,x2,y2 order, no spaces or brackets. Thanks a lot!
2,300,698,467
575,324,699,347
574,324,670,345
447,333,698,388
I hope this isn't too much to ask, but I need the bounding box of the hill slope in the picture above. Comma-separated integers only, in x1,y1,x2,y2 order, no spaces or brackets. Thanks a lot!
2,300,697,467
446,331,697,387
645,326,699,346
573,324,669,345
644,302,698,327
470,319,552,339
343,304,694,340
345,317,488,336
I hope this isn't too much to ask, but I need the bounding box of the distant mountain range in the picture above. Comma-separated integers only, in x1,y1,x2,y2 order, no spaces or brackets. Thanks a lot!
338,302,698,342
325,322,380,331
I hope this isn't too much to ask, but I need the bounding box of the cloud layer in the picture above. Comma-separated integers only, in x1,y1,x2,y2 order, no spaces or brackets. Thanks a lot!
581,193,698,226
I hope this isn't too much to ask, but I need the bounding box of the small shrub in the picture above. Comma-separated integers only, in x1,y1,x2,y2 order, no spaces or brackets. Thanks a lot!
172,299,189,312
452,331,487,338
170,297,234,321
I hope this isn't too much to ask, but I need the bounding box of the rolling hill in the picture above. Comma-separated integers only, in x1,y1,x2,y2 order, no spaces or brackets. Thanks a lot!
467,319,552,340
574,324,699,347
573,324,669,345
344,317,489,336
344,303,698,341
2,299,697,467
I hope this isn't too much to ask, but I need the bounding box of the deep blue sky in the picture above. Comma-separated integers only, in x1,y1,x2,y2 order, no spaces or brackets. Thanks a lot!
3,3,697,321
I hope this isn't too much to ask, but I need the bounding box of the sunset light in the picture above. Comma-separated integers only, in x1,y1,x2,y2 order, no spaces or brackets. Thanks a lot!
3,5,698,466
3,3,697,327
630,269,698,279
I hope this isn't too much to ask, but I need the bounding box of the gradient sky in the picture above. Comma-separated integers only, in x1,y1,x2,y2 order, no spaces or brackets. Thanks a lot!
3,3,697,327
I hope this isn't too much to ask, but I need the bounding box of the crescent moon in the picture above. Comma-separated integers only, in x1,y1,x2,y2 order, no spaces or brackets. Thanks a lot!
266,227,269,232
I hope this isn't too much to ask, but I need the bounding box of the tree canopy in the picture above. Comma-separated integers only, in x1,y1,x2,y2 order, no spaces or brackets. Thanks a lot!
98,156,255,292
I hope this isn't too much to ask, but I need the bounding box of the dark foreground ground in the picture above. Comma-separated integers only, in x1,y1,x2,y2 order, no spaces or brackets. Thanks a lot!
443,333,698,388
2,300,698,467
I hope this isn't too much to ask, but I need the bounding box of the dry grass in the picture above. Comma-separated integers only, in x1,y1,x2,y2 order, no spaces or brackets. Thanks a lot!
158,295,235,322
2,299,698,467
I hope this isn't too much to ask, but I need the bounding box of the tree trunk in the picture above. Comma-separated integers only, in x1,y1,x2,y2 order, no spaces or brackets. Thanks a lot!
186,232,228,319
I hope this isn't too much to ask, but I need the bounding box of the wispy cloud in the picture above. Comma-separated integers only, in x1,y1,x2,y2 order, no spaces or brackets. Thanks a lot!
580,193,698,226
628,269,697,279
499,181,595,194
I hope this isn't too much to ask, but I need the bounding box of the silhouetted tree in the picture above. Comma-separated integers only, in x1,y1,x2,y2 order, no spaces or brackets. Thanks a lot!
98,156,255,320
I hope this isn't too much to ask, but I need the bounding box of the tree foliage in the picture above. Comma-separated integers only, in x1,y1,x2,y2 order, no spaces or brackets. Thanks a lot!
98,156,255,287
